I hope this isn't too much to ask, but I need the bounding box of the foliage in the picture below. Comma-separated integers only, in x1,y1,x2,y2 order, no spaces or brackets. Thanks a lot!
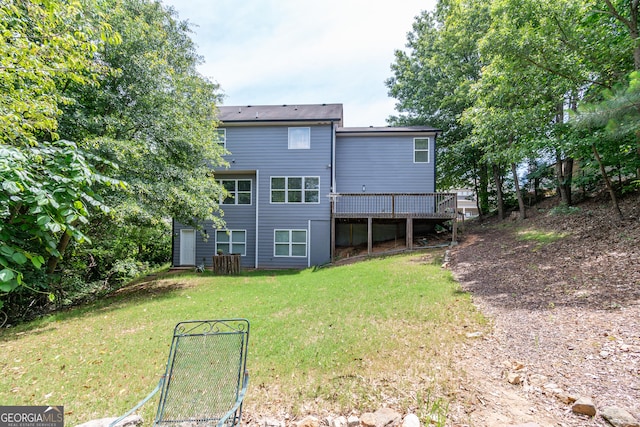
386,0,490,193
59,0,227,226
0,0,117,146
0,0,226,319
0,140,122,305
387,0,640,218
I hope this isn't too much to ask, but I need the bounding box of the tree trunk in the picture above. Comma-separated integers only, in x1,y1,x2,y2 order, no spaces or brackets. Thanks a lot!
46,230,73,275
636,130,640,179
511,162,526,220
592,143,624,219
555,151,573,206
475,161,490,220
492,163,505,220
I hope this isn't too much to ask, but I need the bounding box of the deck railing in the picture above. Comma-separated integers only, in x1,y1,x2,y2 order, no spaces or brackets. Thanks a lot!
330,193,457,219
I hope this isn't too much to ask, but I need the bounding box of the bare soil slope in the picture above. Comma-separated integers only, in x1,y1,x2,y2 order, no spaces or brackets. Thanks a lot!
448,193,640,427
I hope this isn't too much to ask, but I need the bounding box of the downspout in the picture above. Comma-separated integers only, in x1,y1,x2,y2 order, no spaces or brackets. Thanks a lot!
255,169,259,269
433,133,438,192
331,121,336,192
330,121,336,263
308,219,311,268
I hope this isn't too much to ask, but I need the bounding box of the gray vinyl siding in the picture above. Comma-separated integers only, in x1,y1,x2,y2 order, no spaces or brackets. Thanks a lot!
173,173,257,268
224,124,334,269
334,135,436,193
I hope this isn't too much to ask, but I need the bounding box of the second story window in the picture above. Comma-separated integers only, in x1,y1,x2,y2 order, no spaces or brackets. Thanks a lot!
215,128,226,148
288,127,310,149
271,177,319,203
414,138,430,163
218,179,252,205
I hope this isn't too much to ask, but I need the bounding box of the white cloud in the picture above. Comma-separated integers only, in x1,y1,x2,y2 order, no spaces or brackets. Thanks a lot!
162,0,436,126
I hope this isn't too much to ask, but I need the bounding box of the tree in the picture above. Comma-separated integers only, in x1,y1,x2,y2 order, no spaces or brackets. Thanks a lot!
0,0,121,308
49,0,228,289
386,0,492,216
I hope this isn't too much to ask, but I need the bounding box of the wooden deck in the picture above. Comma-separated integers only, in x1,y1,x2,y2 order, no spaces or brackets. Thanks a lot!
329,193,458,261
330,193,457,219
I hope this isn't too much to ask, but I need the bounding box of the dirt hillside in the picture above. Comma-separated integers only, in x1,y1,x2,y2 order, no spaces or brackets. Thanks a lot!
447,192,640,427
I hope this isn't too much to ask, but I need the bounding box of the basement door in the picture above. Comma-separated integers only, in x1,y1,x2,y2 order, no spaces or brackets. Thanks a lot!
179,229,196,265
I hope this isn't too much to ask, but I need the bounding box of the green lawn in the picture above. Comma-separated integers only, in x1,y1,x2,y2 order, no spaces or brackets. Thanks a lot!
0,250,486,426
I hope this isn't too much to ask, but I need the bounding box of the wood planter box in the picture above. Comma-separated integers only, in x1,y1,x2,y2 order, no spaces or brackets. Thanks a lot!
212,254,241,275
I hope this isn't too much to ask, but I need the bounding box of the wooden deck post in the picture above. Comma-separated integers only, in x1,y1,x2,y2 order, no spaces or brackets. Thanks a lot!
330,216,336,262
367,217,373,254
212,254,241,275
406,217,413,250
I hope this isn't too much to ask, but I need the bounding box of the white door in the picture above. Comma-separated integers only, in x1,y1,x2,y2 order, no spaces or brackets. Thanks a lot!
179,229,196,265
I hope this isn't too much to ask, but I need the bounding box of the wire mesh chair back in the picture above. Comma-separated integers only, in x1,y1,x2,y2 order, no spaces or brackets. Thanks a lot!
155,319,249,426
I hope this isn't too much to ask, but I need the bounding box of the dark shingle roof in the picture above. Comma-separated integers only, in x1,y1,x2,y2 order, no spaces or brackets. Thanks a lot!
217,104,343,123
336,126,441,134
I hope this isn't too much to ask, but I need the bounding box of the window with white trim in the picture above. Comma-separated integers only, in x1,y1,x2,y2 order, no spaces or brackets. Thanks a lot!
218,179,251,205
215,128,226,148
216,230,246,256
288,127,310,149
414,138,430,163
274,229,307,257
270,177,319,203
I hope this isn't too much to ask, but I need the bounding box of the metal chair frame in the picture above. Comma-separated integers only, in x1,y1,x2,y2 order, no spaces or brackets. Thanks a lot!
109,319,249,427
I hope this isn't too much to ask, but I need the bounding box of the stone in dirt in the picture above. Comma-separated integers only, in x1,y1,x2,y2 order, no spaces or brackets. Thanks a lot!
571,396,597,417
296,416,320,427
347,415,360,427
264,418,285,427
360,408,402,427
401,413,420,427
600,406,640,427
507,372,522,385
331,416,347,427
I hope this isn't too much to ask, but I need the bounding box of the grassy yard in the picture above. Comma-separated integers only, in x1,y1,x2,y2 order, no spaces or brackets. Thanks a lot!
0,250,486,426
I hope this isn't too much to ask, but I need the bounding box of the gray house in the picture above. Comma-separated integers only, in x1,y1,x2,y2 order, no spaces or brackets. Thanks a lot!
172,103,455,270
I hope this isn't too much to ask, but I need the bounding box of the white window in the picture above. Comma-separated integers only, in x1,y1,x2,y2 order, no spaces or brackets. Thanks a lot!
288,127,310,149
218,179,251,205
215,128,226,148
274,229,307,257
270,177,319,203
414,138,430,163
216,230,246,256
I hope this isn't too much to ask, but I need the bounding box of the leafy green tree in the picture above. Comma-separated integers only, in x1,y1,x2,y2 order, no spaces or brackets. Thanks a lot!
59,0,227,230
50,0,227,288
0,0,122,309
386,0,492,215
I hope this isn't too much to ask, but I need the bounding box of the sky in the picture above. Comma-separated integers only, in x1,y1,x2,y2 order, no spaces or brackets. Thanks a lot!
160,1,437,127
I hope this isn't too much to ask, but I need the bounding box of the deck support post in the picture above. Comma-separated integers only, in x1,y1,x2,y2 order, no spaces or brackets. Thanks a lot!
406,217,413,250
452,215,458,244
367,217,373,254
331,215,336,262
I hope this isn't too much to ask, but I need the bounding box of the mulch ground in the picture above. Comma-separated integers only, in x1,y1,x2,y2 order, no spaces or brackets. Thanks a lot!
447,192,640,426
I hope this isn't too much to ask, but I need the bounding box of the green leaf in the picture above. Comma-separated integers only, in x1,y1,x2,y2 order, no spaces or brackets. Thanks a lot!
2,180,21,194
31,256,45,269
37,215,51,226
11,252,28,265
46,222,63,233
0,283,12,292
0,268,15,282
48,293,56,302
0,245,14,257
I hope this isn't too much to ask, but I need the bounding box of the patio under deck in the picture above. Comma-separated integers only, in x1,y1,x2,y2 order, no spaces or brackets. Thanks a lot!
329,193,458,260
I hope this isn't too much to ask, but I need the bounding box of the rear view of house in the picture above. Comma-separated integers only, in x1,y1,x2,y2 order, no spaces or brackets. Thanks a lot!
172,103,455,269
